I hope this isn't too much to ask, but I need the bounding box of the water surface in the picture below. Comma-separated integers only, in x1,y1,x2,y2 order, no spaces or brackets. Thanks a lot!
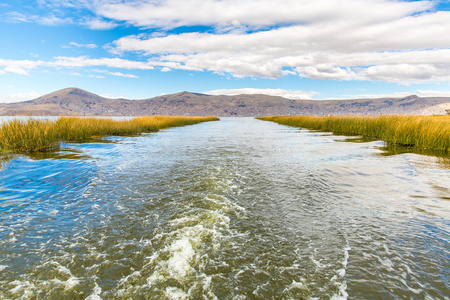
0,117,449,299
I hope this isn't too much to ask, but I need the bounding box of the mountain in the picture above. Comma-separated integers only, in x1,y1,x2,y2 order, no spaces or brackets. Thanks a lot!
0,88,131,116
1,88,450,116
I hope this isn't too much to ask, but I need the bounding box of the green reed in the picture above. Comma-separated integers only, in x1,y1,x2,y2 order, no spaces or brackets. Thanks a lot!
257,115,450,151
0,116,219,153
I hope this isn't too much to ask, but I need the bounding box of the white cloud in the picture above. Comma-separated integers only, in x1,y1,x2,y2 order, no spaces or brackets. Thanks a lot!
84,18,117,30
97,0,433,29
69,42,98,48
70,72,82,76
415,90,450,98
0,58,43,69
99,93,129,99
4,67,30,75
108,6,450,81
0,57,152,76
108,71,138,78
3,0,450,84
91,69,138,78
38,15,73,25
359,64,450,83
6,2,115,29
161,67,171,72
50,56,154,70
336,90,450,100
88,75,105,79
204,88,319,100
6,12,74,25
36,0,92,9
5,12,33,23
0,91,41,103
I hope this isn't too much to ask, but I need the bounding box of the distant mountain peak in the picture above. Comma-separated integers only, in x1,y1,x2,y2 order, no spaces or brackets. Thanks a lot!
174,91,207,97
68,88,97,97
401,95,419,100
34,87,99,99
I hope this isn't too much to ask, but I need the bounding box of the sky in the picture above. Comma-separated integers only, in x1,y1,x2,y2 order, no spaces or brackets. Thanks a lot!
1,0,450,103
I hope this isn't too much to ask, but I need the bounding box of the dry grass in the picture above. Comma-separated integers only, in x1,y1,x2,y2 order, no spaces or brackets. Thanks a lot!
0,116,219,153
257,115,450,151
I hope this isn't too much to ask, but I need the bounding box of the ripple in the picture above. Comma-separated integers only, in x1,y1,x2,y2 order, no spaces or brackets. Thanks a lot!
0,118,449,299
0,157,95,214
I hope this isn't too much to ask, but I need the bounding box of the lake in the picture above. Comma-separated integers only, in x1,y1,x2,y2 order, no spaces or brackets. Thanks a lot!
0,117,449,299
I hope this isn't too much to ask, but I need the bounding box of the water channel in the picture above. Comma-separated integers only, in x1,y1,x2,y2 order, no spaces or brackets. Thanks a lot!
0,117,449,299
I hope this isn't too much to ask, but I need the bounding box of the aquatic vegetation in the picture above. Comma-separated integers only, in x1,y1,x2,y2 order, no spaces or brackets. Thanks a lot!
0,116,219,152
257,115,450,151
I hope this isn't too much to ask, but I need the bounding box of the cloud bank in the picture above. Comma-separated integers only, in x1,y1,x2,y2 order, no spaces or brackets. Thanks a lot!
3,0,450,84
107,0,450,82
97,0,432,29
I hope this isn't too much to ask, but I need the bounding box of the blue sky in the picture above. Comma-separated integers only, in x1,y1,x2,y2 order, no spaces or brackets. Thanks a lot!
1,0,450,102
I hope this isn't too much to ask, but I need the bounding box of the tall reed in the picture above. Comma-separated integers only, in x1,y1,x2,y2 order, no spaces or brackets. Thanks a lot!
257,115,450,151
0,116,219,153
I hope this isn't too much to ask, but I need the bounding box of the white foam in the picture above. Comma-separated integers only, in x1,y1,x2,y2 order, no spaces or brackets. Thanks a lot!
330,281,348,300
64,276,80,290
138,168,246,297
337,268,346,277
9,280,37,297
85,282,102,300
0,265,8,271
119,270,142,286
329,240,351,299
147,233,198,287
85,295,102,300
290,280,305,289
167,236,195,278
165,286,188,299
42,261,81,291
284,279,310,295
342,244,351,269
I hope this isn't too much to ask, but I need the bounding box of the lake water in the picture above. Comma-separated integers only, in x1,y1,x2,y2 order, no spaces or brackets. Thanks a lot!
0,117,449,299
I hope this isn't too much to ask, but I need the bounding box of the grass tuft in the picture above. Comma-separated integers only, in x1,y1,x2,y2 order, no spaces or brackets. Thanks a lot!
0,116,219,153
257,115,450,151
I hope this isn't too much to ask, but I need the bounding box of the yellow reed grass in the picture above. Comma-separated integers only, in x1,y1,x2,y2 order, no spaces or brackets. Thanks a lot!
0,116,219,153
257,115,450,151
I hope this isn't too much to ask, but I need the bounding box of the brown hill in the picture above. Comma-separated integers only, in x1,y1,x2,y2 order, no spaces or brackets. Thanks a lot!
1,88,449,116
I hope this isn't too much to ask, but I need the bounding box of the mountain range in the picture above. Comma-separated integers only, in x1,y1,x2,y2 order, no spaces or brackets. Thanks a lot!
1,88,450,116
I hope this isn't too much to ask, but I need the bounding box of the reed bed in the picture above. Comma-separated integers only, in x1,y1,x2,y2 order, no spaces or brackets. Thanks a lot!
0,116,219,153
257,115,450,151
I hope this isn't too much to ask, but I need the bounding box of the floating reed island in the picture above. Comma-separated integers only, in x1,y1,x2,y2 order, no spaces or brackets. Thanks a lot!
257,115,450,152
0,116,219,153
